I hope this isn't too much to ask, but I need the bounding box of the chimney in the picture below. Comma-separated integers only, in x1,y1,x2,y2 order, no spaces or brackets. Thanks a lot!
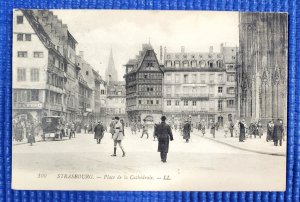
79,51,84,59
209,46,213,53
220,43,224,53
181,46,185,53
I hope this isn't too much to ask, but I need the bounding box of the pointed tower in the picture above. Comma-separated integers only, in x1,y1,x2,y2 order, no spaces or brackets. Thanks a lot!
105,48,118,83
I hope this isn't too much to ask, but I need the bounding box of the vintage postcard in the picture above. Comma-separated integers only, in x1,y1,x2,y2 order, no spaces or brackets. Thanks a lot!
12,10,287,191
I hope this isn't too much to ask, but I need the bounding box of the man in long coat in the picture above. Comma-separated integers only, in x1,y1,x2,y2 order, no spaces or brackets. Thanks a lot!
210,120,216,138
94,121,104,144
273,119,284,146
156,116,173,163
183,120,191,143
239,119,246,142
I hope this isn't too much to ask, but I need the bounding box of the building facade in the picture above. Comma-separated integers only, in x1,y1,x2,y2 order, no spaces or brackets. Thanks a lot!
237,13,288,124
163,45,237,126
13,9,66,122
13,9,106,125
124,44,164,123
106,81,127,123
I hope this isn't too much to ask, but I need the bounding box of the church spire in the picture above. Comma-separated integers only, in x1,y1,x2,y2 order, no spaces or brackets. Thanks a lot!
105,48,118,83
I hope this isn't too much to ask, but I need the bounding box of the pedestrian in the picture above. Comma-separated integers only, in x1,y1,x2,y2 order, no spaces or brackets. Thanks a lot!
109,118,115,138
70,122,75,139
201,120,206,136
197,122,202,132
257,120,263,138
111,117,125,157
224,122,229,138
273,119,284,146
120,119,125,137
229,120,234,137
210,120,216,138
239,119,246,142
183,120,191,143
153,123,158,141
266,121,274,142
215,122,219,131
131,121,137,135
27,122,35,146
234,120,240,138
94,121,104,144
140,119,149,139
84,124,88,134
156,116,174,163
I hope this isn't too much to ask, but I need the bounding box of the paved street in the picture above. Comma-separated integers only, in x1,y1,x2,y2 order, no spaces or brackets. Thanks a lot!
12,128,286,191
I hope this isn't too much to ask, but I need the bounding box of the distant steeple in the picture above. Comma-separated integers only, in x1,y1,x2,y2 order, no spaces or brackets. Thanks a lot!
105,48,118,83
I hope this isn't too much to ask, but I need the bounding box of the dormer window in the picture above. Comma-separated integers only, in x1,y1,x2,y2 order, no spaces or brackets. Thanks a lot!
191,60,197,68
166,61,172,68
183,54,187,58
216,60,223,68
208,60,214,68
183,60,189,68
174,61,180,68
86,71,89,76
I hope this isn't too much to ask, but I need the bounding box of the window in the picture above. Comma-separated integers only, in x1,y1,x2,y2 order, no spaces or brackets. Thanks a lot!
150,100,153,105
216,60,223,68
139,100,142,104
166,74,171,83
218,74,224,83
232,56,236,60
184,100,188,106
191,60,197,68
30,68,39,82
17,16,23,24
33,51,43,58
174,61,180,68
17,68,26,81
192,101,196,106
175,74,180,83
175,100,179,106
208,60,214,68
227,87,235,94
144,74,148,79
17,51,27,58
156,100,159,105
227,75,235,82
183,74,188,84
209,74,214,83
147,62,153,67
218,87,223,93
227,100,234,108
166,87,171,96
167,100,171,106
183,60,189,68
192,74,197,83
17,34,23,41
166,61,172,68
199,60,206,68
101,90,105,94
31,89,39,101
25,34,31,41
86,71,89,76
218,100,223,110
200,74,205,83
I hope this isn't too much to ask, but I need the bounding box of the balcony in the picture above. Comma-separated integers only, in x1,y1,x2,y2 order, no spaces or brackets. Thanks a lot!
179,93,209,101
13,101,43,109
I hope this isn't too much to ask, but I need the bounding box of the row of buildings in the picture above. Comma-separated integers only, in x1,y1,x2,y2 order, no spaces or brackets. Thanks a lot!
13,9,126,125
124,12,287,126
124,44,237,126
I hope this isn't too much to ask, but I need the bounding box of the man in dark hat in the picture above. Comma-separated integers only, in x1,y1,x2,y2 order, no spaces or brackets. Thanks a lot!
94,121,104,144
156,116,174,163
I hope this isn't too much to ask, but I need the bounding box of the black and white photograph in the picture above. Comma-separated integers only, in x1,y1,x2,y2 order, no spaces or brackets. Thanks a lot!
12,10,287,191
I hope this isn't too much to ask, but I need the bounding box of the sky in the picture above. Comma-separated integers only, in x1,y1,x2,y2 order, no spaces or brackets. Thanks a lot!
52,10,239,80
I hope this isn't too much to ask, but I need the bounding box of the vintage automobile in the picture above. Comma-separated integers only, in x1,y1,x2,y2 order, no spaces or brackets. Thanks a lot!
41,116,65,141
